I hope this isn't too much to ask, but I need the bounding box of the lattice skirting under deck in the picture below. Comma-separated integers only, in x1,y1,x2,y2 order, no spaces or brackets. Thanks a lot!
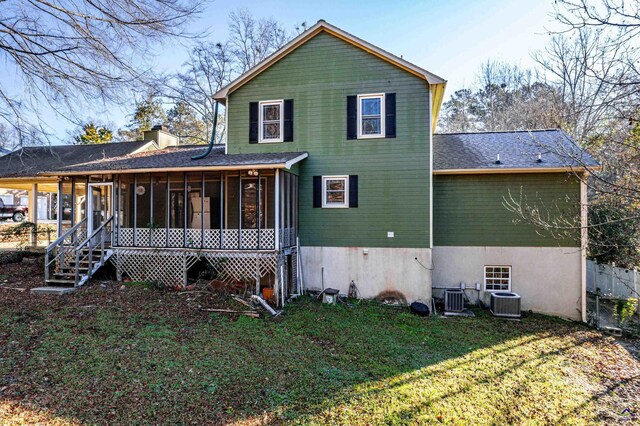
112,249,199,287
201,251,279,285
110,248,293,293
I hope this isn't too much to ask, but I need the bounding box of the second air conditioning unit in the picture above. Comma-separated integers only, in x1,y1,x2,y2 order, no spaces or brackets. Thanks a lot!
490,292,521,318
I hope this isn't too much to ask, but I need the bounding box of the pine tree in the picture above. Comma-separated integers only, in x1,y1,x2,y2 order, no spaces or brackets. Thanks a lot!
74,122,113,145
118,93,167,141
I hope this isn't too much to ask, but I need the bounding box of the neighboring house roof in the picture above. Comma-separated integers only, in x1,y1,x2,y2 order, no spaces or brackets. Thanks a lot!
213,19,447,131
42,145,308,175
433,129,600,173
0,141,153,179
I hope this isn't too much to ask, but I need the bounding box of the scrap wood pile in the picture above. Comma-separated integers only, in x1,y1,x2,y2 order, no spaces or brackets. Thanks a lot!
177,281,280,318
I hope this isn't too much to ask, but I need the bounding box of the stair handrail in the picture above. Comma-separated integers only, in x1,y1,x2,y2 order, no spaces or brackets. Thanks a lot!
75,215,114,286
45,218,87,282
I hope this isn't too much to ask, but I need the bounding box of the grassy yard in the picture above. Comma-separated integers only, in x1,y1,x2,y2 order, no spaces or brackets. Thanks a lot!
1,257,639,425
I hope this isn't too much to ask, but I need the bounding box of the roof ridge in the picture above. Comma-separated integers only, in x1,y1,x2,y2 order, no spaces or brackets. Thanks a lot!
18,140,149,150
435,129,563,136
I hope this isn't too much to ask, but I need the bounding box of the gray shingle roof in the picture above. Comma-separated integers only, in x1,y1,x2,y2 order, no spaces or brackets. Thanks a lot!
0,141,152,178
0,129,597,178
0,147,11,156
49,145,308,174
433,129,599,171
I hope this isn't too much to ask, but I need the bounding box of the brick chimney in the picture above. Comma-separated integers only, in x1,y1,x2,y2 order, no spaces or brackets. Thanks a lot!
142,125,179,149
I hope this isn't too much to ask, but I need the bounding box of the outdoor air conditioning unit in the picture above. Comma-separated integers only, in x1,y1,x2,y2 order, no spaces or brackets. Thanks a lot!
490,292,521,318
444,289,465,313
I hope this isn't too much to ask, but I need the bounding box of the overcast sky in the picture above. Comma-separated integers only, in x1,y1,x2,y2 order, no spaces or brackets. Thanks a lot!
6,0,562,143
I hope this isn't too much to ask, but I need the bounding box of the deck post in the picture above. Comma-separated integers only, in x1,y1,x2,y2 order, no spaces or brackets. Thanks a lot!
133,174,137,247
201,172,205,248
275,169,280,251
166,173,170,248
275,169,281,303
70,177,76,228
238,170,242,249
29,183,38,246
183,172,187,247
150,173,154,246
219,176,224,249
183,253,188,287
116,175,121,246
257,169,261,250
56,180,63,238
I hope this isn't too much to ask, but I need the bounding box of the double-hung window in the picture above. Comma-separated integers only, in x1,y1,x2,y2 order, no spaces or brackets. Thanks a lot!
357,94,385,138
484,266,512,291
322,176,349,208
259,100,283,142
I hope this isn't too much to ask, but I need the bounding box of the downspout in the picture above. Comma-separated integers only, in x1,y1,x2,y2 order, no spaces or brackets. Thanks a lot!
192,101,219,160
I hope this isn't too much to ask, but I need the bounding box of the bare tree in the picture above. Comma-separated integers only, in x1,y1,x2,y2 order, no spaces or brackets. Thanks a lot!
439,61,565,133
0,123,15,149
532,29,637,141
228,9,291,73
160,10,296,144
160,41,232,143
439,23,640,266
554,1,640,50
0,0,204,146
166,101,207,144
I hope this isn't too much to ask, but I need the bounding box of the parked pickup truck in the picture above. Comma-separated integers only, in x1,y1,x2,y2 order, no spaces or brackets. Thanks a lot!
0,199,28,222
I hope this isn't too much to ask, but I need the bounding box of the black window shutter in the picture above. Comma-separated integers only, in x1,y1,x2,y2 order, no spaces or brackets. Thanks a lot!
385,93,396,138
283,99,294,142
313,176,322,208
349,175,358,208
346,95,357,140
249,102,259,143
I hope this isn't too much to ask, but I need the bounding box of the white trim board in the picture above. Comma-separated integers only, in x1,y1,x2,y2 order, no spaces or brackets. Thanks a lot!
214,20,446,102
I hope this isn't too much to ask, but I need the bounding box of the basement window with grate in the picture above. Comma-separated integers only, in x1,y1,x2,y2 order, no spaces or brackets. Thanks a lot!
484,266,511,291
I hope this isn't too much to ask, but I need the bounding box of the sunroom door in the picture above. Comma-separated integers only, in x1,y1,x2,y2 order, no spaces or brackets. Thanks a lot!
87,183,113,241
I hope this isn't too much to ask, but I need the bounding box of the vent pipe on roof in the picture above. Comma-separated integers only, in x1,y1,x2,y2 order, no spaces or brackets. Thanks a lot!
537,153,543,163
495,154,501,165
192,101,219,160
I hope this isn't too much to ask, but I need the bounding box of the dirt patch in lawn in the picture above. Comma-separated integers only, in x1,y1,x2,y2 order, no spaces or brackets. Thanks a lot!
0,255,639,425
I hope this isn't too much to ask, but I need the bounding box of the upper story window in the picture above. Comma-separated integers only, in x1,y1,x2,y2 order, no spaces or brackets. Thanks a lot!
259,100,283,143
357,94,385,138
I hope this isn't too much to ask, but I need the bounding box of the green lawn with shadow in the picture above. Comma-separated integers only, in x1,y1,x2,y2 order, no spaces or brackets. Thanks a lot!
1,292,639,425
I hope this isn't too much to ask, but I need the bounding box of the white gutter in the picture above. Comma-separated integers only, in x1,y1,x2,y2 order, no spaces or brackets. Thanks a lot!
39,154,308,177
285,153,308,169
41,163,293,177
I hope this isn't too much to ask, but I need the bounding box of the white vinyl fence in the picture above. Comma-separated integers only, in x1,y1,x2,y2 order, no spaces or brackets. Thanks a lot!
586,259,639,300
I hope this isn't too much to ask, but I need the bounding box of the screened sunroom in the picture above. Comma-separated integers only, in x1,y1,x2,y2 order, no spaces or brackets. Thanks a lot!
114,169,298,251
45,144,306,304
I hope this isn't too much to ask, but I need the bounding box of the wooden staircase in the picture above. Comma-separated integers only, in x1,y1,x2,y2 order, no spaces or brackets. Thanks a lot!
43,216,114,290
46,246,112,287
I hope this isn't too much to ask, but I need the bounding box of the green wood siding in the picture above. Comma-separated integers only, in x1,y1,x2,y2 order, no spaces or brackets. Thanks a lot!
433,173,580,247
227,32,431,248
